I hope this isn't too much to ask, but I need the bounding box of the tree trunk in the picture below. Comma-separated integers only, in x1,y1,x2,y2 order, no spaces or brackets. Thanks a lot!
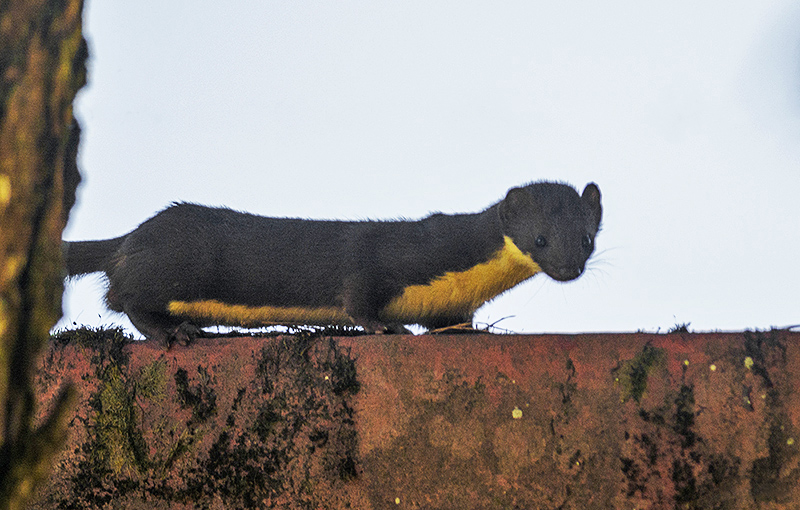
0,0,87,508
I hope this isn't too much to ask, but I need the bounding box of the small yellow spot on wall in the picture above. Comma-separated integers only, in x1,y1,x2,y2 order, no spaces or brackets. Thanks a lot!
683,359,690,366
709,364,717,372
395,497,401,505
512,407,523,419
788,438,795,446
744,356,754,370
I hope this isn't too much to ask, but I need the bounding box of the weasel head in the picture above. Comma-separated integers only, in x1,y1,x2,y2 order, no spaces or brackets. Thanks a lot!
498,181,602,282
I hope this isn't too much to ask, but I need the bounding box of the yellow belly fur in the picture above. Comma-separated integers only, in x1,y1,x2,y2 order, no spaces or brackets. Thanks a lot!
167,300,352,327
167,236,540,327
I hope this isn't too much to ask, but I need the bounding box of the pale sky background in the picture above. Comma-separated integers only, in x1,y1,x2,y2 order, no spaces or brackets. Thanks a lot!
58,1,800,337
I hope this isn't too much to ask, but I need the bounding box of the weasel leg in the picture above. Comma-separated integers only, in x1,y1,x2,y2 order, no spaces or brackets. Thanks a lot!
172,321,204,347
125,307,202,348
349,316,411,335
384,323,412,334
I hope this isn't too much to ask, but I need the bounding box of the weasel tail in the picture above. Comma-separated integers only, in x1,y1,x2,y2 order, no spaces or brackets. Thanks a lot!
63,237,126,276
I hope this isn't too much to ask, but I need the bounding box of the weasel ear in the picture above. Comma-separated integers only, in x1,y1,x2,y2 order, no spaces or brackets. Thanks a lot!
582,182,602,229
499,186,534,226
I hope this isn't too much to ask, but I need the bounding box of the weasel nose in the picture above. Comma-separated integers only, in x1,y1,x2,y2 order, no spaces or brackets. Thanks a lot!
553,266,582,281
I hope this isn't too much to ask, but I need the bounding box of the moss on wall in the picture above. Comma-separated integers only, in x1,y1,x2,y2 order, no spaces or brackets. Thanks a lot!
30,329,800,509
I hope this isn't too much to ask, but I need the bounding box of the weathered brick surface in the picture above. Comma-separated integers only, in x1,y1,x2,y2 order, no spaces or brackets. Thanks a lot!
32,329,800,509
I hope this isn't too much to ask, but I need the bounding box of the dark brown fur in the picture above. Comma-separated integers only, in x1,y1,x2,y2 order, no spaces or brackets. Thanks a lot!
64,181,602,345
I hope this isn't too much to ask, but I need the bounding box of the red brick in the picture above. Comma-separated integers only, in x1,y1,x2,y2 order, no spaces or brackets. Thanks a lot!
32,330,800,509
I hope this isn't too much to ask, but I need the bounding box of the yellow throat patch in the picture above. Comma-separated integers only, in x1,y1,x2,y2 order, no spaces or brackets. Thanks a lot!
167,235,541,327
379,235,541,323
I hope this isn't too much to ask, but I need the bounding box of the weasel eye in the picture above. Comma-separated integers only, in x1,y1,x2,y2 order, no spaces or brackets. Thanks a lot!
582,234,593,250
535,235,547,248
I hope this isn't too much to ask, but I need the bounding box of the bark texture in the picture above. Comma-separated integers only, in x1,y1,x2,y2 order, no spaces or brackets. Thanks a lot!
0,0,86,508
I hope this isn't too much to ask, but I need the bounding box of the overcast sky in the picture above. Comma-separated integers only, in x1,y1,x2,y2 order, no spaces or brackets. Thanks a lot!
59,1,800,337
